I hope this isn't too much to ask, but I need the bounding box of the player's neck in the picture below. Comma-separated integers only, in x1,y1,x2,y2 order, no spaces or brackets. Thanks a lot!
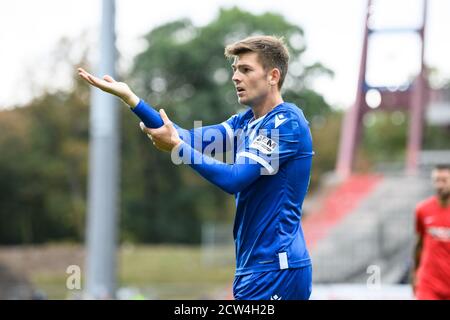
436,194,449,207
251,92,283,119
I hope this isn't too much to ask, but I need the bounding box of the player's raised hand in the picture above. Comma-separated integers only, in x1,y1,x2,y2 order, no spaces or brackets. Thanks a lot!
77,67,139,107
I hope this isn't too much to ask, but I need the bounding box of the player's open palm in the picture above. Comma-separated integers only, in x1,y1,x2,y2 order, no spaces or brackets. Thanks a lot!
77,67,137,106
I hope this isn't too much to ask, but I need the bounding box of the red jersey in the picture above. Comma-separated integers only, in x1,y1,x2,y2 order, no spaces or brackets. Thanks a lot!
415,196,450,298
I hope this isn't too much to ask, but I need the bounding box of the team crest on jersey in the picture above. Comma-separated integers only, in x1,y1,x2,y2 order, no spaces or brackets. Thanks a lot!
250,135,277,154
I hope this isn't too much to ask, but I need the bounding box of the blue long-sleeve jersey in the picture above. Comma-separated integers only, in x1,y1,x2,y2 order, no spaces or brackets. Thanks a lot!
131,99,314,275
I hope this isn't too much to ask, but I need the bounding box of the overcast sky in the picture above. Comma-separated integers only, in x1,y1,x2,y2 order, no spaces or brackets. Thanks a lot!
1,0,449,110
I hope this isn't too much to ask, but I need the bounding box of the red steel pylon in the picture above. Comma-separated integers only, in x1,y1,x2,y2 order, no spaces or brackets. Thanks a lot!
336,0,429,177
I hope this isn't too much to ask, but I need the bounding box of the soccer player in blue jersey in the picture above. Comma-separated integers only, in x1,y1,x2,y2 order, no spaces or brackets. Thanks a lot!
78,35,313,300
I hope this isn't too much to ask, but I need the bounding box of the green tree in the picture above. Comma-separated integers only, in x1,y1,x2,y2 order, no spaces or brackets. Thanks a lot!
0,80,90,243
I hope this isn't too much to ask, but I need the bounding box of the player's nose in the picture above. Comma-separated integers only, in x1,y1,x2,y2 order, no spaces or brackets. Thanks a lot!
232,71,241,83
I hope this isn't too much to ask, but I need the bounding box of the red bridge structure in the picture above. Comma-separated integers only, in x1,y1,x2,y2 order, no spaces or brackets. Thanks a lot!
336,0,449,178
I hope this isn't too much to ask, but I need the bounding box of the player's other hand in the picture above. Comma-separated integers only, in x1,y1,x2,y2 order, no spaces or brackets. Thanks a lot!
140,109,182,152
77,67,139,107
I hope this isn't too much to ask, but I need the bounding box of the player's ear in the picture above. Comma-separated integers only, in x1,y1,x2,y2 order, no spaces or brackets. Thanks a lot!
269,68,280,86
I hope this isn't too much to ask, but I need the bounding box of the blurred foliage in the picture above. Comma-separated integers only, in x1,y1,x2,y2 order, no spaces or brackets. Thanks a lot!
423,81,450,150
357,104,450,171
360,111,409,164
309,112,342,186
0,82,90,243
423,125,450,150
0,8,338,244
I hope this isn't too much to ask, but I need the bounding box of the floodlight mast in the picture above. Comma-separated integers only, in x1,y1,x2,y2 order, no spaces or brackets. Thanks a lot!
85,0,120,299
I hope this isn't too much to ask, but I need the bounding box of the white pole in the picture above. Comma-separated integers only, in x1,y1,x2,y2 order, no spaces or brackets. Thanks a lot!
85,0,119,299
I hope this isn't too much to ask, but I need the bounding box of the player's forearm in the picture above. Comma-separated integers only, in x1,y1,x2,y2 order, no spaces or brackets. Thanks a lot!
411,236,422,289
413,236,423,272
174,142,261,194
133,99,230,153
414,247,422,274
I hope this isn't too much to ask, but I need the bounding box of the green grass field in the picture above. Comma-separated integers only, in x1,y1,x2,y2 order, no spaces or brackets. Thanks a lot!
26,244,235,299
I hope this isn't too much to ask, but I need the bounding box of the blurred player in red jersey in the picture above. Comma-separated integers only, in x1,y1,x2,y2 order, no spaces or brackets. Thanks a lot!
413,164,450,300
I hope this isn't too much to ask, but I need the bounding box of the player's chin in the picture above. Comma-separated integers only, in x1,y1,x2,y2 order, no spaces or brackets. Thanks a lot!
237,96,250,105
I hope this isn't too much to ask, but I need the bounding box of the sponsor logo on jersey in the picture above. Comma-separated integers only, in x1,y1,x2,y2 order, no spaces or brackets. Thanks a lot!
250,135,277,154
427,226,450,242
